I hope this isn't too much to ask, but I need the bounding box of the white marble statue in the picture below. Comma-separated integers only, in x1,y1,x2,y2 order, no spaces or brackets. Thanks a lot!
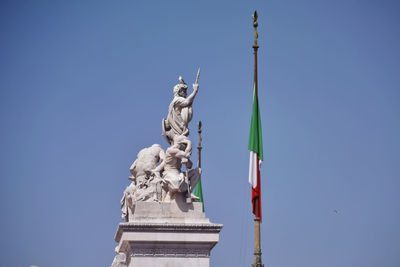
162,135,201,201
110,246,128,267
121,144,166,221
120,182,136,222
162,76,199,145
129,144,165,185
120,72,201,221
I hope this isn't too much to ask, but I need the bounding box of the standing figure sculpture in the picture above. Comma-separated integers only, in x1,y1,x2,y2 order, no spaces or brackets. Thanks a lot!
162,76,199,145
162,135,201,201
160,73,201,201
121,71,201,221
111,70,213,267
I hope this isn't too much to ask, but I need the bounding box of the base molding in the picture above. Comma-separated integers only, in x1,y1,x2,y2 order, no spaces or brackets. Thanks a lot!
112,201,222,267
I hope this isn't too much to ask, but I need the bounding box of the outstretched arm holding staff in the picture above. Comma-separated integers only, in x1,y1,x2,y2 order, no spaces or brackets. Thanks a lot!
184,68,200,203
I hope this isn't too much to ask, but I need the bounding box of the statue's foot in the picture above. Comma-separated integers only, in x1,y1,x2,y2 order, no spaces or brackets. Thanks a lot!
191,193,200,201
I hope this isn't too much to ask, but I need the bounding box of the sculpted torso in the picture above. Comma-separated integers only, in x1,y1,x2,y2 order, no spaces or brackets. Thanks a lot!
130,144,165,178
164,151,180,174
164,146,185,174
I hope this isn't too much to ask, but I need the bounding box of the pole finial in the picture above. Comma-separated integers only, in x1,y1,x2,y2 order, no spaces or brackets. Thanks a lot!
252,10,259,50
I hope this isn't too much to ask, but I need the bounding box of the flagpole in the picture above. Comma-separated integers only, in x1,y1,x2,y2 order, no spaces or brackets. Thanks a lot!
251,10,264,267
198,121,202,168
195,120,205,211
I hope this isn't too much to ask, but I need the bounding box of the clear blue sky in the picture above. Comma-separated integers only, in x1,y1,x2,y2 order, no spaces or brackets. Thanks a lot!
1,1,399,266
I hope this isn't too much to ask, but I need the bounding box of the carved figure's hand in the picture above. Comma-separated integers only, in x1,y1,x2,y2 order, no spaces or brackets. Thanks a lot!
181,158,188,164
186,160,193,169
151,170,161,178
193,83,199,93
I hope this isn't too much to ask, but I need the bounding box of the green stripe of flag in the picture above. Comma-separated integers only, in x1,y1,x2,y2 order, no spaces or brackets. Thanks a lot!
248,83,263,160
194,162,204,212
194,178,204,212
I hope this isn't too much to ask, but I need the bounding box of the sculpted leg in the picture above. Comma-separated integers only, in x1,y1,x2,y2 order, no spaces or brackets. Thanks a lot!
188,167,201,193
121,182,136,222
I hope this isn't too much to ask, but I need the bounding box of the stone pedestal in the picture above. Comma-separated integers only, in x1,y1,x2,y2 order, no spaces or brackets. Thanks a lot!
113,197,222,267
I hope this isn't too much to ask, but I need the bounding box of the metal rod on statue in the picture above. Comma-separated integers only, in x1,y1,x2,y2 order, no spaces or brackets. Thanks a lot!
198,121,202,168
251,10,264,267
185,68,201,204
195,120,205,212
185,165,191,203
195,68,200,85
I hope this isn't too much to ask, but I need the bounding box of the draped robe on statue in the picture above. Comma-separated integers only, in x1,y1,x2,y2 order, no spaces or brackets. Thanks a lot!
163,96,193,145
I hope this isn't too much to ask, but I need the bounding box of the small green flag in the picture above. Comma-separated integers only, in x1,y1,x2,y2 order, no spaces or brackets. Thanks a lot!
194,163,204,212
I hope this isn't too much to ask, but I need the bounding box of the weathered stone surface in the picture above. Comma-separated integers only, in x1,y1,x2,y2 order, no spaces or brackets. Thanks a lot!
129,199,209,224
114,202,222,267
120,75,202,222
111,72,222,267
112,199,222,267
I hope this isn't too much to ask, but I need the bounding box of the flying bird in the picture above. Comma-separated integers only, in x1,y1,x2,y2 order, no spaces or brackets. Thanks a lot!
333,209,340,214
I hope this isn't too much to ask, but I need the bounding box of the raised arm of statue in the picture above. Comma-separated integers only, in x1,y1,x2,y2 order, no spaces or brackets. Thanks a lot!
179,84,199,108
183,137,192,156
168,146,189,160
185,158,193,169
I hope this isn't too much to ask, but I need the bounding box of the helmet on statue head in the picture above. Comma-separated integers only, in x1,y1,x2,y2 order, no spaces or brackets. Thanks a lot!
173,76,188,97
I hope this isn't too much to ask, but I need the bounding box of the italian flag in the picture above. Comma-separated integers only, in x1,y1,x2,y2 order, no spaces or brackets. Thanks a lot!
248,82,263,220
194,162,204,212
